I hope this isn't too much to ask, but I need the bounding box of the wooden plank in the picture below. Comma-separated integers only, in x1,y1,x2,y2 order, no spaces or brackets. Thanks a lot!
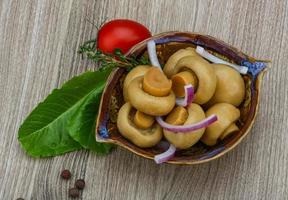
0,0,287,199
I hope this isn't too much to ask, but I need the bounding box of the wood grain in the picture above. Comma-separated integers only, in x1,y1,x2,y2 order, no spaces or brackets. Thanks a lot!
0,0,287,199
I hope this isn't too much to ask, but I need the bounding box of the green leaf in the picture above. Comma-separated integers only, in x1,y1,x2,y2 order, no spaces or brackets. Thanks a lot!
67,81,114,154
18,67,113,157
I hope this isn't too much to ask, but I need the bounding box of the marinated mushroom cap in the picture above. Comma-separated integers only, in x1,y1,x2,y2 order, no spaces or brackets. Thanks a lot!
164,103,206,149
117,102,162,148
128,76,175,116
201,103,240,146
163,48,199,78
205,64,245,107
123,65,150,102
174,56,217,104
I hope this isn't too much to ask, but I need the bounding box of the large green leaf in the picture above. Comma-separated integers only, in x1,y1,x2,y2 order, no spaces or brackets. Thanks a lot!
67,86,114,154
18,67,113,157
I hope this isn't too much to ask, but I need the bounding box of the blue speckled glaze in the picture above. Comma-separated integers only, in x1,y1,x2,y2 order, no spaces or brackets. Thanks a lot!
99,126,109,138
241,60,267,78
99,113,110,138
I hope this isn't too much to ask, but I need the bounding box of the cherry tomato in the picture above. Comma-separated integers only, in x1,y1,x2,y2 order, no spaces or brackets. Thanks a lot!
98,19,151,54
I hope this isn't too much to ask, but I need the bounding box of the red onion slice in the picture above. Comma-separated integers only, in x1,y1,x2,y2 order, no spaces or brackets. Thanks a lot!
154,143,176,164
156,114,218,133
175,84,194,107
147,40,162,69
196,46,248,74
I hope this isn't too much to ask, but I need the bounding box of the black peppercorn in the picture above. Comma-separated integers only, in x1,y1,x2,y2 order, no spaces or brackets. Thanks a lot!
75,179,85,190
69,188,80,198
60,169,71,180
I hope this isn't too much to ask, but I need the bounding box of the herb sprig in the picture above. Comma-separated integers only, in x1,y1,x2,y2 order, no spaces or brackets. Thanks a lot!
78,40,150,71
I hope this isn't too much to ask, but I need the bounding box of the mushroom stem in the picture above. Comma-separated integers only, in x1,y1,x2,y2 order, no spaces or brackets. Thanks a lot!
143,67,172,97
220,123,239,140
172,71,198,97
165,106,188,125
134,110,155,129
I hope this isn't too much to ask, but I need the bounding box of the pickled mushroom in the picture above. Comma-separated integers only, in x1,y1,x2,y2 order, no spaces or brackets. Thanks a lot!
201,103,240,146
128,77,175,116
123,65,150,102
205,64,245,107
164,103,206,149
117,102,162,148
174,56,217,104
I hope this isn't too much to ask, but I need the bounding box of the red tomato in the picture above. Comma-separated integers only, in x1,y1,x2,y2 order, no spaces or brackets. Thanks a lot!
98,19,151,54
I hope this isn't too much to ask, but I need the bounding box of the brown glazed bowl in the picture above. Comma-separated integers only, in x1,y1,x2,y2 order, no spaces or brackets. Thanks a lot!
96,32,269,165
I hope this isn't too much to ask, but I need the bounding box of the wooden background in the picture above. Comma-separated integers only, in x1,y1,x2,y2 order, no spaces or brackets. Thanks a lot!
0,0,287,199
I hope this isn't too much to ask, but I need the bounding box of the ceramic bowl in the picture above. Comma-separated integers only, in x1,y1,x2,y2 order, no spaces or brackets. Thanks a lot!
95,31,269,165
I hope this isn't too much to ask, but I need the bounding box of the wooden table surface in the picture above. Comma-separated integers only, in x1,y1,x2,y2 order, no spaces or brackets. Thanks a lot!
1,0,287,199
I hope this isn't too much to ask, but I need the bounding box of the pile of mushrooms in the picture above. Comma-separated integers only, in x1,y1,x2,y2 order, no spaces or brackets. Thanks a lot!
117,41,247,163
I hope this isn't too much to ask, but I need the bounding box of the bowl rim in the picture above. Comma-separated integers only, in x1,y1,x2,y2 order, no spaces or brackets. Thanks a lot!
96,31,269,165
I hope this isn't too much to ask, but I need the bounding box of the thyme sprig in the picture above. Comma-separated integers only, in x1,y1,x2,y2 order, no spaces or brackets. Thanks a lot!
78,39,150,71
